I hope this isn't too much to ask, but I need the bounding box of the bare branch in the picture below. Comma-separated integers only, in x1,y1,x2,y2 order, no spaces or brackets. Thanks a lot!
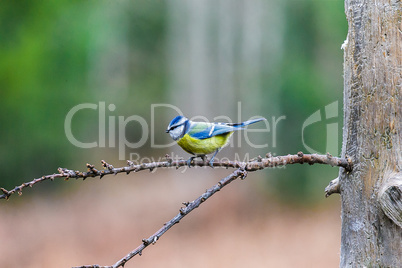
0,152,352,200
72,168,247,268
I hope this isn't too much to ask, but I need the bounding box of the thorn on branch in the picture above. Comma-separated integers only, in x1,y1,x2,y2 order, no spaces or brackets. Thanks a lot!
179,208,186,215
1,188,10,200
165,154,173,164
297,151,304,164
101,160,114,171
86,163,98,173
58,168,77,180
240,171,248,180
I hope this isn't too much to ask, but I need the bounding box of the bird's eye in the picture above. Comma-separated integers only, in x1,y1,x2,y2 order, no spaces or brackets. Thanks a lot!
168,125,178,132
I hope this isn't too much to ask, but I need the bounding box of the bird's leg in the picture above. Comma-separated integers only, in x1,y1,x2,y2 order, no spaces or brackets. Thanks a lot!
200,155,208,165
209,148,221,168
186,156,196,168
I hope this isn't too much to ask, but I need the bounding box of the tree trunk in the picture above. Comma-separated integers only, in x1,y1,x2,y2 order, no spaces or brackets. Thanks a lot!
340,0,402,266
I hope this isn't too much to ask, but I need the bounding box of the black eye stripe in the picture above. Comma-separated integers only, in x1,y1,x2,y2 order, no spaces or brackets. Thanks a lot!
171,123,184,130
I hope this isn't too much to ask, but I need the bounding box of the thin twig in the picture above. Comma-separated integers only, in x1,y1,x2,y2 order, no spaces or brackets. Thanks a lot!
0,152,352,200
73,168,247,268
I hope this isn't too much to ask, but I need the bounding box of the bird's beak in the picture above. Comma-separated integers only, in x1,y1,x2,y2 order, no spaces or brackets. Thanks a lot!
165,130,169,133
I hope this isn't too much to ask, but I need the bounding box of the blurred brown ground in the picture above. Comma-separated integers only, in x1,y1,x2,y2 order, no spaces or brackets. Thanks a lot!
0,168,341,268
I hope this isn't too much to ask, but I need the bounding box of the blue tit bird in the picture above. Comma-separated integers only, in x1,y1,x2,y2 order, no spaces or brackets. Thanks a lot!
166,115,266,167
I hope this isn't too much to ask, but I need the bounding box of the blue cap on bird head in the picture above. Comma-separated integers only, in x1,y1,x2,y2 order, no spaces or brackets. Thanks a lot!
166,115,188,140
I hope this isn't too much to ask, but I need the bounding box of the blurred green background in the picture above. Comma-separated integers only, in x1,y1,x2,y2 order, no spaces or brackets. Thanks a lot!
0,0,346,203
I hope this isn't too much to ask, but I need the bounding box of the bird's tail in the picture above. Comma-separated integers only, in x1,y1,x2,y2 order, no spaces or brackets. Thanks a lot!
228,118,266,127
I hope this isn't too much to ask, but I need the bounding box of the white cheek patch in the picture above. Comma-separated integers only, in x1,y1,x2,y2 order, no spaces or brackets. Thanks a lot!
177,125,184,134
170,125,184,140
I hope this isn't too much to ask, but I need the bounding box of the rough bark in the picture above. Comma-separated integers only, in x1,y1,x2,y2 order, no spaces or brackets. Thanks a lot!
340,0,401,266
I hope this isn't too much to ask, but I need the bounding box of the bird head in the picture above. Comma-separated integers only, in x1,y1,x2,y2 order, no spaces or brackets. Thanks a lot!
166,115,188,140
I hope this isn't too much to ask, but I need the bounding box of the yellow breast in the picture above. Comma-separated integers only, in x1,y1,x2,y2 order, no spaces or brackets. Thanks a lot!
177,132,233,155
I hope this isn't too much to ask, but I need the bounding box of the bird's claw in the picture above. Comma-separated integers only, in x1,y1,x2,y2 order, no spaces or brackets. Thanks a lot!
186,155,214,168
186,157,195,168
200,155,214,168
208,157,215,168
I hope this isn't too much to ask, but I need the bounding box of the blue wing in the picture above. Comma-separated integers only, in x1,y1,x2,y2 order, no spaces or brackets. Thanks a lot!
226,118,266,127
186,118,266,140
189,122,239,140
